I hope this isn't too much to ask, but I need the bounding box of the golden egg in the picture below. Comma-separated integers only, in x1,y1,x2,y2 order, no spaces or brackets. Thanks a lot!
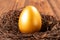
18,6,42,33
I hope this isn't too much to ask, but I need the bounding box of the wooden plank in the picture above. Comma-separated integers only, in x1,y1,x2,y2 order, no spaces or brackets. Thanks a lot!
0,0,60,20
47,0,60,19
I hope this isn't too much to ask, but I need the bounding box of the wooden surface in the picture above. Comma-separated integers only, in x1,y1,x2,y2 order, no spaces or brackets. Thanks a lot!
0,0,60,20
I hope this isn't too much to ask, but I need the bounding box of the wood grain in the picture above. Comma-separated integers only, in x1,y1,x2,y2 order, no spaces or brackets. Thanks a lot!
0,0,60,20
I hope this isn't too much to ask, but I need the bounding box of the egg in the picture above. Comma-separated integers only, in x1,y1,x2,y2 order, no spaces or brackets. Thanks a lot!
18,6,42,33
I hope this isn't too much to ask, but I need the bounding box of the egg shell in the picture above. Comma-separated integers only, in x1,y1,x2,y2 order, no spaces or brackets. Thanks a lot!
18,6,42,33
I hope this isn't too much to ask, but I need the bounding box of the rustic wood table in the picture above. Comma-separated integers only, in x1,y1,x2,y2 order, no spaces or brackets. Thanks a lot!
0,0,60,20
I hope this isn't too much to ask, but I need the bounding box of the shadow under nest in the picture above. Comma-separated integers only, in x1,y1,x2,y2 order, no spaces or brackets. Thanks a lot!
0,9,60,40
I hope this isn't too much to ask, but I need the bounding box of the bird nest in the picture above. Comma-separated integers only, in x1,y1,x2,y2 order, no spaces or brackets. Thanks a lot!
0,9,60,40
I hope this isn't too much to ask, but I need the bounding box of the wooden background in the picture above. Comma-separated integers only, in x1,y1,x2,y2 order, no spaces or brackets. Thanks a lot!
0,0,60,20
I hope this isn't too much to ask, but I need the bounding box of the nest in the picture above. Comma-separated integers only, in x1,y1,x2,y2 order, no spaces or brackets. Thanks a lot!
0,9,60,40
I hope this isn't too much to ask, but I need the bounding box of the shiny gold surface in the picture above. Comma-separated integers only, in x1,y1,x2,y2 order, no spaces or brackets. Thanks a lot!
18,6,42,33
